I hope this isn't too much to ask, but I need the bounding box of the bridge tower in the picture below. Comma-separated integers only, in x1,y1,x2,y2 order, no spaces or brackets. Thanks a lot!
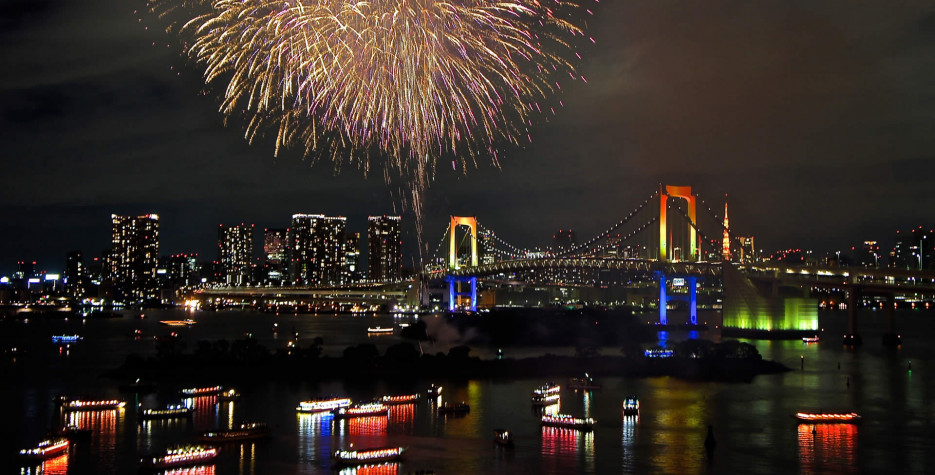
448,216,478,312
659,185,699,262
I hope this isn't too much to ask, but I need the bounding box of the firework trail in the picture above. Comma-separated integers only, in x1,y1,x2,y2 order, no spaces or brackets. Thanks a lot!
151,0,594,259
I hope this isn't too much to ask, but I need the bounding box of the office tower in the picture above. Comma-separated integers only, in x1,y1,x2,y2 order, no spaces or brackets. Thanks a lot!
737,236,756,263
218,223,254,286
64,251,84,299
291,214,348,286
109,214,159,304
160,253,200,288
264,228,288,283
368,216,402,282
858,241,881,268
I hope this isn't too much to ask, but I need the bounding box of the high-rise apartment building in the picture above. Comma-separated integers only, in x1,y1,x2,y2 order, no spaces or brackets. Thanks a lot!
109,214,159,304
218,223,254,286
890,226,933,270
737,236,756,263
345,232,361,283
368,216,402,282
264,228,288,283
291,214,348,286
64,250,84,299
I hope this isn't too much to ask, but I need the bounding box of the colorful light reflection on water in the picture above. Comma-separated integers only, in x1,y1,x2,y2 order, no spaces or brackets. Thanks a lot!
798,423,857,472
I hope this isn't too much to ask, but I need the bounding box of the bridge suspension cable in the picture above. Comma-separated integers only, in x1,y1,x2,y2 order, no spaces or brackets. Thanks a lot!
552,189,660,257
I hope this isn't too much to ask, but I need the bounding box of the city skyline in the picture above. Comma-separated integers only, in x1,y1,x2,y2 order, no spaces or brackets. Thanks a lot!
3,1,935,275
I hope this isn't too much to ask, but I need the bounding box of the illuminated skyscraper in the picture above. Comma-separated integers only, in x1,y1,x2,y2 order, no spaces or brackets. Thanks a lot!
737,236,756,263
64,251,84,299
218,224,254,286
264,228,288,283
109,214,159,304
290,214,348,286
345,232,361,282
368,216,402,282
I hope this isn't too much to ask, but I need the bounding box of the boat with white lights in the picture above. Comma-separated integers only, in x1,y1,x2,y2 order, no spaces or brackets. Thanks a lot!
333,402,389,419
217,388,241,401
332,446,405,466
198,422,270,443
541,414,595,431
139,404,194,420
802,336,820,343
569,373,602,390
531,382,561,406
494,429,514,447
59,397,126,412
438,401,470,414
793,412,861,423
159,319,196,326
426,384,443,397
140,445,218,470
19,438,69,460
180,386,224,397
296,397,352,413
622,397,640,416
380,394,420,405
367,326,394,334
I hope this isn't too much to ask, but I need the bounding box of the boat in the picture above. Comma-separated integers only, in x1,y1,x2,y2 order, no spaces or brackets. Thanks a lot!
332,446,405,466
793,412,861,423
802,336,820,343
380,394,420,405
51,335,83,344
333,402,389,419
622,397,640,416
160,319,196,326
438,401,470,415
569,373,602,390
59,397,126,412
541,414,595,431
217,388,241,401
494,429,514,447
531,382,561,406
181,386,224,397
426,384,443,397
53,425,92,440
296,397,352,413
198,422,270,443
367,326,394,334
19,438,69,460
128,329,144,338
139,404,194,420
140,445,218,470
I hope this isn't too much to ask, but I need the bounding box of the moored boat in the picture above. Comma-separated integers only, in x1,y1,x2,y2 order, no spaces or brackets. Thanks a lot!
569,373,602,390
333,402,389,419
140,445,217,470
19,438,69,460
380,394,420,405
794,412,861,423
217,388,241,401
332,446,405,465
541,414,595,431
59,397,126,412
181,386,223,397
622,397,640,416
296,397,352,413
494,429,514,447
531,382,561,406
198,422,270,443
438,401,470,415
139,404,194,420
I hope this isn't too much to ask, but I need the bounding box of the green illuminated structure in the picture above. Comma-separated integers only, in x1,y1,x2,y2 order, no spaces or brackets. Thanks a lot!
721,265,818,337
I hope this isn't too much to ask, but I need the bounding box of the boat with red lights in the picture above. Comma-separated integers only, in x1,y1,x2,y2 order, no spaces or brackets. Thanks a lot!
541,414,595,431
332,446,405,465
139,404,194,420
198,422,270,443
296,397,352,413
531,382,561,406
333,402,389,419
19,438,69,461
794,412,861,423
180,386,223,397
159,319,196,326
140,445,218,470
380,394,420,405
438,401,470,415
59,397,126,412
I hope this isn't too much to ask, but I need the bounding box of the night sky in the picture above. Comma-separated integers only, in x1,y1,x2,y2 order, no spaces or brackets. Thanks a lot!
2,1,935,275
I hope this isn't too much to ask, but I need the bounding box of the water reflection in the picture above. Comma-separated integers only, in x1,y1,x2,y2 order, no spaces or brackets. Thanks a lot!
387,404,415,432
297,413,334,466
541,426,595,473
621,415,638,472
237,442,257,474
183,396,218,430
797,424,857,472
160,465,217,475
334,462,399,475
18,453,68,475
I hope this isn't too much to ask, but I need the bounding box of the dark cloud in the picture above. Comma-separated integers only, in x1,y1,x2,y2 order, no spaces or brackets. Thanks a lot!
2,0,935,274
